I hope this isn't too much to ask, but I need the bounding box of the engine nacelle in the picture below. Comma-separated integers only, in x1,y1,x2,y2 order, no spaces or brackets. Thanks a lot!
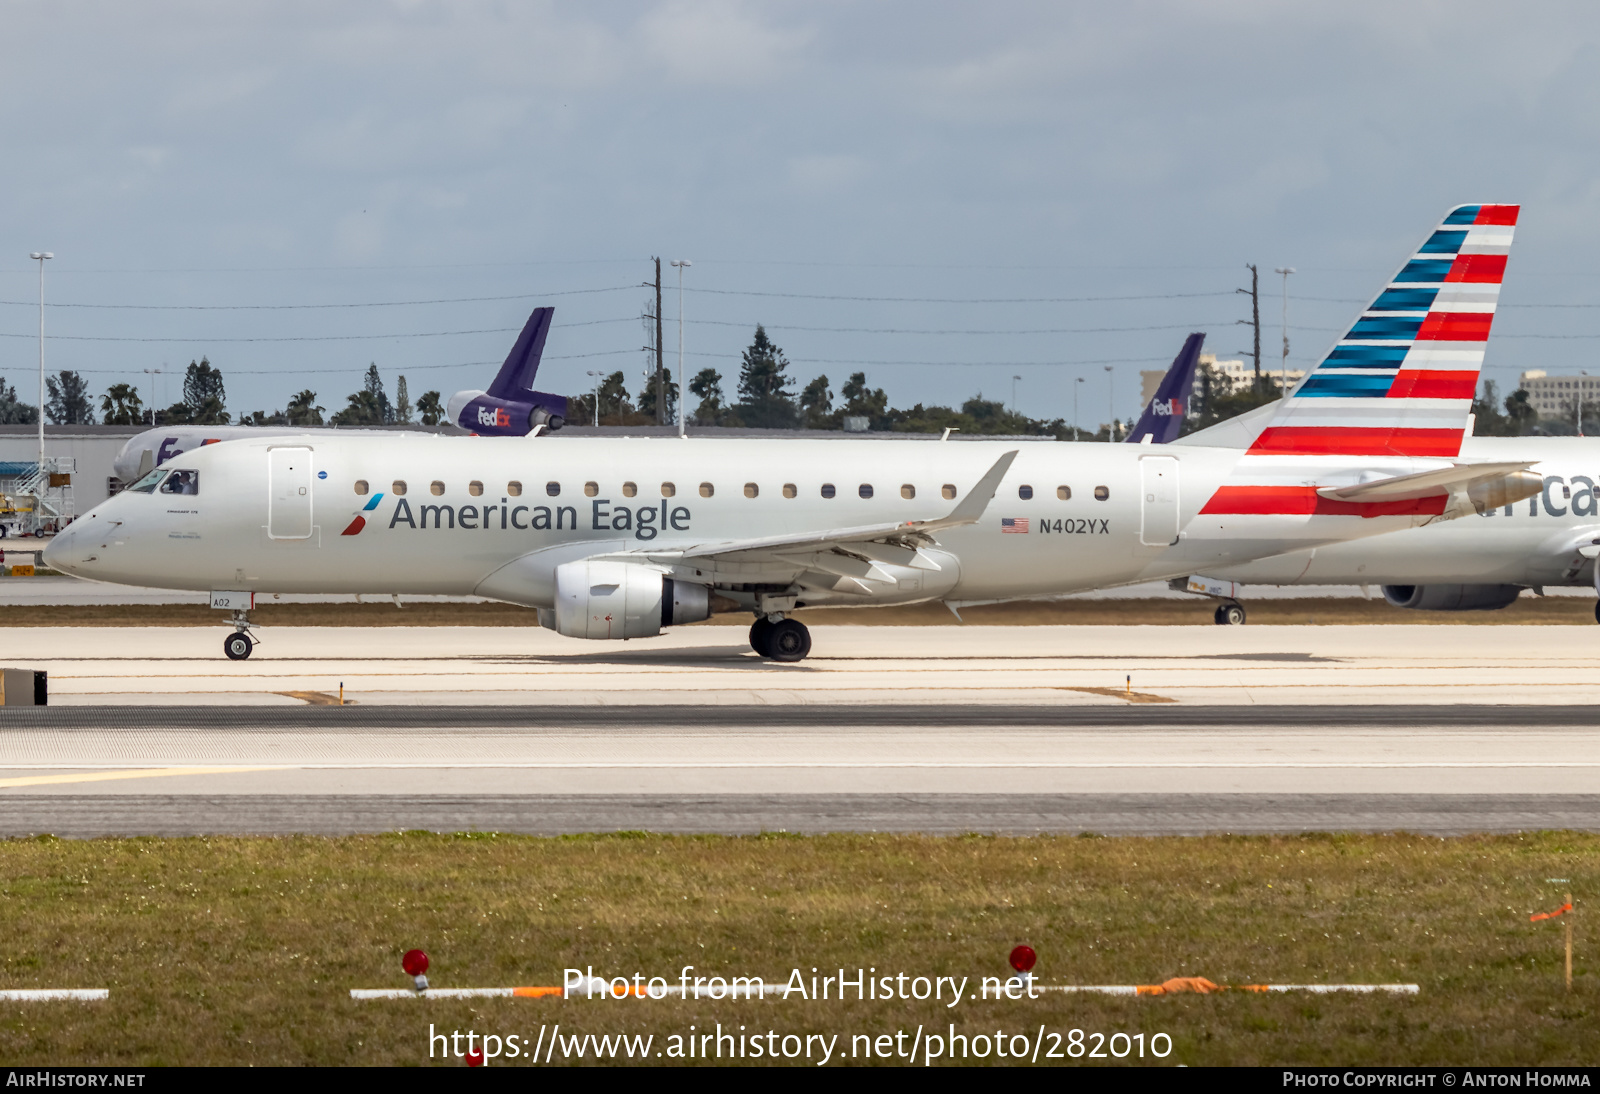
1381,584,1523,612
551,560,711,639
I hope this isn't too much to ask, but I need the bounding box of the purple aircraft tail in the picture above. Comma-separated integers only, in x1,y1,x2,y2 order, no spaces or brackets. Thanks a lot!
486,307,554,398
1125,332,1204,444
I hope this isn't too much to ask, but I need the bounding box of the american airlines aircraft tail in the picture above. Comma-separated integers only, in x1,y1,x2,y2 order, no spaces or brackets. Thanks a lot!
47,204,1534,662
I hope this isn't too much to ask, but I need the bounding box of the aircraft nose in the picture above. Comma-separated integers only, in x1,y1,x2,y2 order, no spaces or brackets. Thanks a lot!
42,525,76,573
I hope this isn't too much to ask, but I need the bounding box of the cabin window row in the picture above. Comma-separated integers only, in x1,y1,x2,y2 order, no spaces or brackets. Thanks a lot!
351,479,1111,501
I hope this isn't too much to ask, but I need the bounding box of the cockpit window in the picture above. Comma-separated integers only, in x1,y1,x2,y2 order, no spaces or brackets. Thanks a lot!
160,470,199,496
126,468,166,494
160,470,200,495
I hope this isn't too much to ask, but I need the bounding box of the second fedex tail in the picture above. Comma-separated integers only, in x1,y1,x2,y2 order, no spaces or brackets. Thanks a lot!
1126,332,1204,444
446,307,571,435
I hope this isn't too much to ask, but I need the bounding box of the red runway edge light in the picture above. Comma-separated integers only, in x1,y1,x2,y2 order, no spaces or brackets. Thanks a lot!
402,949,430,977
1009,945,1037,974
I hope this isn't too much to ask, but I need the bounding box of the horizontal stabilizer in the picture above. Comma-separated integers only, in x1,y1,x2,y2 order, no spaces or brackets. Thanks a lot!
1315,461,1534,503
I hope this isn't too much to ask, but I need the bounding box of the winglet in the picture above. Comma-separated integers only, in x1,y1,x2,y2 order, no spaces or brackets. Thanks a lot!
912,450,1018,532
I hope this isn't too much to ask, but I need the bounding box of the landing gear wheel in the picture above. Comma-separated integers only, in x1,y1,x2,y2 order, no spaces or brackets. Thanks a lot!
749,617,774,656
224,632,254,661
766,619,812,662
1214,602,1246,626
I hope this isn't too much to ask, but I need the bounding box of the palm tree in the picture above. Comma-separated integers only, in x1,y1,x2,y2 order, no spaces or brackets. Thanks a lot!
101,383,145,426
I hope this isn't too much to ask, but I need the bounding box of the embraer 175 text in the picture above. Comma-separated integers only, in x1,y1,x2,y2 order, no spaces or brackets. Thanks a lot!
47,205,1532,661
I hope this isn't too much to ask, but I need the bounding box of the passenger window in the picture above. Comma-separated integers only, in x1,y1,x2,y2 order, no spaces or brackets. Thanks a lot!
782,484,797,499
744,483,758,498
901,485,915,499
468,481,483,497
859,484,873,499
430,481,445,496
821,484,836,499
507,481,522,497
546,482,561,497
1057,486,1071,501
622,482,637,498
661,482,676,498
392,480,408,496
354,480,369,496
126,469,165,494
1094,486,1109,501
942,484,957,500
584,482,598,497
1018,485,1033,500
699,483,714,498
160,470,199,496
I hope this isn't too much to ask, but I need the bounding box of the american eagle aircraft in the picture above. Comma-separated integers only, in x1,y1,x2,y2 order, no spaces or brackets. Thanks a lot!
47,205,1534,661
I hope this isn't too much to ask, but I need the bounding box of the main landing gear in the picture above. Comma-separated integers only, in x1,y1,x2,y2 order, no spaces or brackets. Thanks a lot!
223,609,257,661
1214,601,1247,626
749,615,812,662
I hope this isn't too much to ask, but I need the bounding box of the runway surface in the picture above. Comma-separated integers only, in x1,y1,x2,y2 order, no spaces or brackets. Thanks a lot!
0,702,1595,836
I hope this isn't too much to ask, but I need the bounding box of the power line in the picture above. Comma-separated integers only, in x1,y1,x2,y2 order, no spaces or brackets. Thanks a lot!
686,288,1239,304
0,286,637,311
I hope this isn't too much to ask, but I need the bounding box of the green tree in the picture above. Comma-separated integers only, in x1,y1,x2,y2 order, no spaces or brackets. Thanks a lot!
394,376,412,424
1504,387,1537,436
100,383,144,426
689,368,725,424
799,374,832,428
286,390,324,426
178,357,229,424
839,372,889,426
244,408,289,426
735,325,799,427
332,390,384,426
636,367,677,423
416,390,444,426
361,363,393,423
45,370,95,424
0,378,39,425
1471,380,1509,436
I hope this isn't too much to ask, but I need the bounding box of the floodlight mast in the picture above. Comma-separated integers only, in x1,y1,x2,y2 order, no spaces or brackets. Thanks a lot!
30,252,52,516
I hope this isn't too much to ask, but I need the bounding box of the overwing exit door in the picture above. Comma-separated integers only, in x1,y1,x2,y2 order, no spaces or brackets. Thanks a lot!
268,447,314,539
1139,455,1180,546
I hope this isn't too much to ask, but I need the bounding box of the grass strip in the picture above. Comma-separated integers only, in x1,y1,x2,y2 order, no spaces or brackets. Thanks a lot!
0,832,1591,1065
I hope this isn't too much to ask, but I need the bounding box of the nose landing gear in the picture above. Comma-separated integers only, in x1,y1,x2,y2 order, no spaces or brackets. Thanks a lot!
748,615,812,662
223,609,257,660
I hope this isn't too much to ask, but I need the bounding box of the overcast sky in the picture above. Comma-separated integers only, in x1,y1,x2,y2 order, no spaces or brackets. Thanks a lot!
3,1,1600,425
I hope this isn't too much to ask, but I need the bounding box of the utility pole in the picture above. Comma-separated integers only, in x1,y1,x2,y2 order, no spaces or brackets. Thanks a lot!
1073,377,1084,441
652,257,665,425
1237,263,1261,393
1104,365,1114,440
1275,266,1296,398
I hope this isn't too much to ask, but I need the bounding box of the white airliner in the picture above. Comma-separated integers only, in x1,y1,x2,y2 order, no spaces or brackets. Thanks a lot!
46,204,1533,661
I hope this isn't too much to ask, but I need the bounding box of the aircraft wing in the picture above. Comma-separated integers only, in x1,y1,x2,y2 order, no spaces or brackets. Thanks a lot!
596,450,1018,588
1316,461,1536,503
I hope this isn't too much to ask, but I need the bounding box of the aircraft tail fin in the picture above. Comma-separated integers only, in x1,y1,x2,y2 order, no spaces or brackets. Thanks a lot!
1245,204,1518,459
486,307,554,398
1126,332,1204,444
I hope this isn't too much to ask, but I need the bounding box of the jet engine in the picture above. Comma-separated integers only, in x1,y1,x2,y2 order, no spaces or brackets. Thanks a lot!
1381,584,1523,612
549,560,710,639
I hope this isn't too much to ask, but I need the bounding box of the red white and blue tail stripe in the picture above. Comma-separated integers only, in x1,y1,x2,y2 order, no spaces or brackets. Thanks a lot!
1203,203,1516,517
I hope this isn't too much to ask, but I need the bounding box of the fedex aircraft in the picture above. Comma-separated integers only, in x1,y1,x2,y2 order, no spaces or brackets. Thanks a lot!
109,307,570,484
46,205,1534,662
1125,332,1203,444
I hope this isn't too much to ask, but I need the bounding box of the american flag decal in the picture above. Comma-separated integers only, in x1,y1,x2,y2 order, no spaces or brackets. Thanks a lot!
1001,517,1029,533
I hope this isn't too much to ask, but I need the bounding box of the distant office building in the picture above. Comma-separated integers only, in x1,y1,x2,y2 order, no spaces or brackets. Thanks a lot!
1141,353,1304,405
1518,370,1600,417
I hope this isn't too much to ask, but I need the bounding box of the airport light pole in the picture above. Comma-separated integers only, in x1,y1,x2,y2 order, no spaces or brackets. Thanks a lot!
142,368,162,426
586,370,603,427
29,252,51,491
1011,374,1021,416
670,260,691,438
1073,376,1084,441
1104,365,1114,440
1274,266,1296,398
